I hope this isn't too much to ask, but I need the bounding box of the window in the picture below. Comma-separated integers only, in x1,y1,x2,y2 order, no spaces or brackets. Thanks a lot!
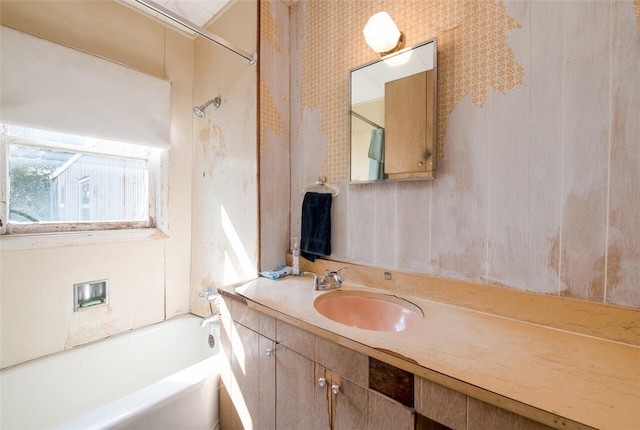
0,26,170,238
1,124,160,235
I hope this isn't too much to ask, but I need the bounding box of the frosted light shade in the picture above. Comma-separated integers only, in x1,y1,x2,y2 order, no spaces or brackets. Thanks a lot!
363,12,401,53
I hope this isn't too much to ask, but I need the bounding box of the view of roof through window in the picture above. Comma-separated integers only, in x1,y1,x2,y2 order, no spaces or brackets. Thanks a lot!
3,124,151,225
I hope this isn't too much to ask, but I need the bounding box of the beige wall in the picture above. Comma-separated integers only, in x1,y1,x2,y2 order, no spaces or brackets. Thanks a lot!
0,0,259,368
0,1,194,368
190,0,259,315
278,0,640,309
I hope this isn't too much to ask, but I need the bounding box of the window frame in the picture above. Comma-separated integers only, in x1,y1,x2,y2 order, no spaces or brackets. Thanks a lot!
0,126,162,236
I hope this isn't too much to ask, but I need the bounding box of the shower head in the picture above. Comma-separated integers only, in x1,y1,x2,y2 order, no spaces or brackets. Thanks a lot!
192,96,221,118
192,105,206,118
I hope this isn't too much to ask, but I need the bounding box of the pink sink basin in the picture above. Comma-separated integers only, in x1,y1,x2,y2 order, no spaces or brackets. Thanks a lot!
313,290,423,332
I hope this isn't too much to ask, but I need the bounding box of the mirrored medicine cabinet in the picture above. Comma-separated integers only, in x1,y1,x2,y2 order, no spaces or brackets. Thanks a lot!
350,38,437,183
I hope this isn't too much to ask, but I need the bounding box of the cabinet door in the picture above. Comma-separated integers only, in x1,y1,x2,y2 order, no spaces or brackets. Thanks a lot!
224,322,276,430
311,368,370,430
329,371,369,430
384,69,436,179
276,346,326,429
258,334,276,429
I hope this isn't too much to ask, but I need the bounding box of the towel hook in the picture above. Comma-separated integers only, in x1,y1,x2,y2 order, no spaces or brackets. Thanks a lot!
303,177,338,196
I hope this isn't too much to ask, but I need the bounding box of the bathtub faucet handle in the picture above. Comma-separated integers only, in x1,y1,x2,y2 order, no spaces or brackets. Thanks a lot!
199,287,221,305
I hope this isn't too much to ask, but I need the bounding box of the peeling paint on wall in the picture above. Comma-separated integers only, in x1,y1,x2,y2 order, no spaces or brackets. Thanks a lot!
199,125,211,146
261,0,281,51
259,0,291,271
65,306,118,349
212,124,227,158
559,190,607,302
260,0,285,152
434,0,525,161
295,0,525,183
260,75,284,150
286,0,640,309
191,0,258,306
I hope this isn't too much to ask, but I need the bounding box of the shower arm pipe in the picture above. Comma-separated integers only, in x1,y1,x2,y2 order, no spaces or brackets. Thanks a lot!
131,0,257,66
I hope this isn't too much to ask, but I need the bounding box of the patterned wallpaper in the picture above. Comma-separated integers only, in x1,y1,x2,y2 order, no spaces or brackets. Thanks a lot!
260,0,284,153
292,0,525,184
265,0,640,309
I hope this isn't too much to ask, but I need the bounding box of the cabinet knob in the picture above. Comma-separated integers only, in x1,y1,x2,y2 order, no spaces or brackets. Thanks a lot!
265,348,274,356
331,384,340,395
318,377,326,387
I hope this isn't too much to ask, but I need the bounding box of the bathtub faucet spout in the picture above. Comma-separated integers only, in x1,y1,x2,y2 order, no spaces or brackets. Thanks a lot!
199,287,222,327
200,313,220,327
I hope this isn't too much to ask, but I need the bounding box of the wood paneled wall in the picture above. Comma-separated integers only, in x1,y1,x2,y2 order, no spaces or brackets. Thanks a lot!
260,0,640,309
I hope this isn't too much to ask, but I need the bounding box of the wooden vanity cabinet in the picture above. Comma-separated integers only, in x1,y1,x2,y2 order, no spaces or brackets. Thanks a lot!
221,297,412,429
273,345,320,428
220,297,276,430
273,343,377,430
414,377,555,430
276,320,414,429
274,344,373,429
221,295,550,430
322,368,370,429
274,324,373,429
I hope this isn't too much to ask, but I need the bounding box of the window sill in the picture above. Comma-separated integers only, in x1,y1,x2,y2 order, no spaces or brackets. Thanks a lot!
0,228,168,252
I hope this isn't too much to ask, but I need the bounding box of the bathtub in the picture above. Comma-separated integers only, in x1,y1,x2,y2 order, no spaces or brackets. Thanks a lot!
0,314,221,430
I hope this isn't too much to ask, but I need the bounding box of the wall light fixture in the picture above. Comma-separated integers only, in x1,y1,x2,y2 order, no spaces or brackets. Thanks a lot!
363,12,405,56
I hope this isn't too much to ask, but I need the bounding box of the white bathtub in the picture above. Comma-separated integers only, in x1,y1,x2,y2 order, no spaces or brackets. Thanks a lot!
0,314,221,430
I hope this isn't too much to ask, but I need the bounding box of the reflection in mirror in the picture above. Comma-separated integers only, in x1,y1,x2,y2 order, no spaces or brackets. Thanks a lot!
350,38,437,183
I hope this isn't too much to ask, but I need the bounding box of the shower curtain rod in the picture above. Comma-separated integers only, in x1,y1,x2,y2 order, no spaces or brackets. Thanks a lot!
351,111,384,130
131,0,256,66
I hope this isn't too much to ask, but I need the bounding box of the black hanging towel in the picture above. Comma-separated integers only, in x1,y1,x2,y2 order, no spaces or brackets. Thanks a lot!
300,192,332,262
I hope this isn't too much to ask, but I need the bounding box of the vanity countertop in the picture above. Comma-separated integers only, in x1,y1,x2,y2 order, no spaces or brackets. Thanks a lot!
232,276,640,430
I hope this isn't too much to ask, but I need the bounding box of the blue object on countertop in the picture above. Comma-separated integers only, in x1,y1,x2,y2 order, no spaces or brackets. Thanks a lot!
259,265,292,279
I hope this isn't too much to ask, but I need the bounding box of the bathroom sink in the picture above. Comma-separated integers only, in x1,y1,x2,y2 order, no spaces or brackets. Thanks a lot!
313,290,423,332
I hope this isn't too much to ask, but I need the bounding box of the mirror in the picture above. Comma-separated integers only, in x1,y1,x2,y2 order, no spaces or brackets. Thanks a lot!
350,38,437,183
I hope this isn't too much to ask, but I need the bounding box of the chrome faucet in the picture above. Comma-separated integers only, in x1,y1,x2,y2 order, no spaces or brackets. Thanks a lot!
199,287,221,305
200,313,221,327
199,287,221,327
304,267,346,291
